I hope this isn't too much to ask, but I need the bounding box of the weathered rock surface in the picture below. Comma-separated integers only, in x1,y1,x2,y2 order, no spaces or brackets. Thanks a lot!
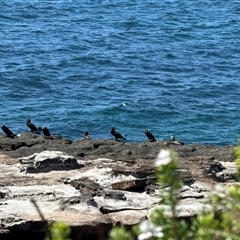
18,150,83,173
0,132,238,240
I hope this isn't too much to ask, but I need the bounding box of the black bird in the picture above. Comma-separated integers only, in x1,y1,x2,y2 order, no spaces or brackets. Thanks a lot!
1,123,16,138
84,131,91,140
38,126,52,139
110,127,126,141
145,128,156,142
26,119,40,134
171,135,184,145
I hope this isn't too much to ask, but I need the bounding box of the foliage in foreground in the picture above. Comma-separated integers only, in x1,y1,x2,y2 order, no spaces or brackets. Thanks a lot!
44,222,71,240
110,145,240,240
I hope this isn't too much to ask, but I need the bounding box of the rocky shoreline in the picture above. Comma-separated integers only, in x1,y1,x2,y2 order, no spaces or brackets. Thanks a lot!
0,132,238,240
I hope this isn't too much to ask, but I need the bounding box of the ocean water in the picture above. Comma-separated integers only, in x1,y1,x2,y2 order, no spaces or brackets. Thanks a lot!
1,0,240,145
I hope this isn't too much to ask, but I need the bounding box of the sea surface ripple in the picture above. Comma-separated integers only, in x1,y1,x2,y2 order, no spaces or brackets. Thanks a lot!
1,0,240,145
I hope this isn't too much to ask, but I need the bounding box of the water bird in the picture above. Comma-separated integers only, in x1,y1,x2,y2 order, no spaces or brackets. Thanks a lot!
38,126,52,139
84,131,91,140
1,123,16,138
170,135,184,145
110,127,126,141
145,128,156,142
26,119,40,134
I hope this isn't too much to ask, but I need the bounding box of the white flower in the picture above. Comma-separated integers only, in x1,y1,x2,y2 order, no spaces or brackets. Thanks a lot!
138,231,152,240
212,184,226,198
138,220,164,240
155,149,172,167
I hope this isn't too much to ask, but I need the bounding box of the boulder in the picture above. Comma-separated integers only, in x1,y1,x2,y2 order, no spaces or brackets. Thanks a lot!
18,151,83,173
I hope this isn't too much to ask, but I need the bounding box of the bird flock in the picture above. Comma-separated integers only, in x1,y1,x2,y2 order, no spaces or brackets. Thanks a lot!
1,120,184,145
1,119,52,139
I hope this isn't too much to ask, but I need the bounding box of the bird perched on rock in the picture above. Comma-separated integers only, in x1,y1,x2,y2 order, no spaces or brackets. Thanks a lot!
26,119,40,134
84,131,91,140
145,128,156,142
170,135,184,145
1,123,16,138
110,127,126,141
38,126,52,139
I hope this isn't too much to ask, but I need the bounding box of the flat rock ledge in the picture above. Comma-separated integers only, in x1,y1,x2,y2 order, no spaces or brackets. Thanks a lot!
0,132,238,240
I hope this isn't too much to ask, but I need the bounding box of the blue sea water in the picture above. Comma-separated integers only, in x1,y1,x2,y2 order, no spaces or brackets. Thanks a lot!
1,0,240,145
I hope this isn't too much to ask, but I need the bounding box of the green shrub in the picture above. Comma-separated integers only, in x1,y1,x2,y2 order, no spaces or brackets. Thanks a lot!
45,222,71,240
